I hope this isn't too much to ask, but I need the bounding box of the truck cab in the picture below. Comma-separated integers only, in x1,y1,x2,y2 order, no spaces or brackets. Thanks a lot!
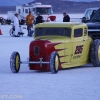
81,7,99,23
14,2,53,24
86,8,100,40
7,2,53,25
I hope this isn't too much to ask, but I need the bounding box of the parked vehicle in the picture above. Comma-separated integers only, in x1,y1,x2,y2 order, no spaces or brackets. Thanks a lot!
10,22,100,74
81,7,99,23
7,2,53,25
86,8,100,40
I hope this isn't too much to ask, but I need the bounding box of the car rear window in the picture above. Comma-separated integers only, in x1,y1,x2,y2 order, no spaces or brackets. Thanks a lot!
35,27,71,37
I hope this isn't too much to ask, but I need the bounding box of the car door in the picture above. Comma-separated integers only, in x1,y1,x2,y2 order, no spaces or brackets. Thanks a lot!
60,28,73,68
81,28,92,62
71,28,84,63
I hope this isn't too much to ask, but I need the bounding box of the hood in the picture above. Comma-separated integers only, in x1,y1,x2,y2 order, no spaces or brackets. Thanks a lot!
29,39,63,61
86,22,100,29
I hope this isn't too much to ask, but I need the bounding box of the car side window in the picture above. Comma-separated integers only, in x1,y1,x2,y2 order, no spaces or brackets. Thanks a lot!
74,28,83,37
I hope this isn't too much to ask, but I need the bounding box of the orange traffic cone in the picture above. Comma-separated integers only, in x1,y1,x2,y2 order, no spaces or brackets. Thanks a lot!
0,23,2,35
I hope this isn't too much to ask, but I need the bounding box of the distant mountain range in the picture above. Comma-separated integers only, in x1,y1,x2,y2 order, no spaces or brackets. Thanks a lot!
0,0,99,6
0,0,34,6
0,0,100,14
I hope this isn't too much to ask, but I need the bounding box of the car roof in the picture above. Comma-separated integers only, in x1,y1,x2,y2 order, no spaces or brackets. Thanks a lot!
86,7,99,10
35,22,87,28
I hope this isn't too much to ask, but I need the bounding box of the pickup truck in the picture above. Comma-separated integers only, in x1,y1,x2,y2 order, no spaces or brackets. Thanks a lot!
81,7,99,23
86,8,100,40
10,22,100,74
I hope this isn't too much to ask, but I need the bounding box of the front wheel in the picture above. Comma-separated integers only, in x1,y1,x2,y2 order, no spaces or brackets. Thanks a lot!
10,52,21,73
50,51,60,74
90,39,100,67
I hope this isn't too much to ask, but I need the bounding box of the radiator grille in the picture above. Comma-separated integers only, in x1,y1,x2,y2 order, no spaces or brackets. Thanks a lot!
34,46,39,55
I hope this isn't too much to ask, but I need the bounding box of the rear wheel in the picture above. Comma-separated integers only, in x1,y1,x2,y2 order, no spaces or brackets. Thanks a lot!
90,39,100,67
50,51,60,74
10,52,21,73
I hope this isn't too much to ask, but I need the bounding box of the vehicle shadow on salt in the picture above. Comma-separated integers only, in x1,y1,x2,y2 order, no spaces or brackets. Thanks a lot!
19,70,51,74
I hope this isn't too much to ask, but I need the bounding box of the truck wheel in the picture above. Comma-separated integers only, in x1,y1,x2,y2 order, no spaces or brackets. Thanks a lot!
90,39,100,67
50,51,60,74
10,52,20,73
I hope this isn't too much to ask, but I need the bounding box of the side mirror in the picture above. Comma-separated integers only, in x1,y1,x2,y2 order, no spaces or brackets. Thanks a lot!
82,17,86,23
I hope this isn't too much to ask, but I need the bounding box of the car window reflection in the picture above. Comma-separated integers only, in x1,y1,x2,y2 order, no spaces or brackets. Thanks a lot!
35,28,71,37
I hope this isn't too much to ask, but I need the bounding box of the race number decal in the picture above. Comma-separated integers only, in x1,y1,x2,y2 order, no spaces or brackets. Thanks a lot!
74,45,84,54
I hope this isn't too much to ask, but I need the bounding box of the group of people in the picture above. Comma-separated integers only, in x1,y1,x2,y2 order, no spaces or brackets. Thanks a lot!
13,12,70,37
13,12,44,37
26,12,44,36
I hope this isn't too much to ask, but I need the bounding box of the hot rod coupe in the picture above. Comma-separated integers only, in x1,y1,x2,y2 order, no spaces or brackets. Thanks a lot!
10,22,100,74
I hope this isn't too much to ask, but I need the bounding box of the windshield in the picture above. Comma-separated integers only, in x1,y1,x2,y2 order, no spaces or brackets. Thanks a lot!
36,7,52,15
35,28,71,37
90,9,100,22
85,9,92,20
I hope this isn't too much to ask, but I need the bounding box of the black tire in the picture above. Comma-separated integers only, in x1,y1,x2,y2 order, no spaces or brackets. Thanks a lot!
9,28,14,37
50,51,60,74
90,39,100,67
10,52,21,73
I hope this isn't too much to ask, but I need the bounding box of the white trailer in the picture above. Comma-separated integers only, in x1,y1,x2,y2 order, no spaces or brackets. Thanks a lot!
7,11,16,20
7,2,53,24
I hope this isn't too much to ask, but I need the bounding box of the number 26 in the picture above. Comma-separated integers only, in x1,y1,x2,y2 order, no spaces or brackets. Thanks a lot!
74,45,83,54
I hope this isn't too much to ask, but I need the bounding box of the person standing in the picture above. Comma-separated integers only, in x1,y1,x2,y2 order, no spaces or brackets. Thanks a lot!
26,12,34,36
35,13,44,24
13,13,19,37
63,12,70,22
